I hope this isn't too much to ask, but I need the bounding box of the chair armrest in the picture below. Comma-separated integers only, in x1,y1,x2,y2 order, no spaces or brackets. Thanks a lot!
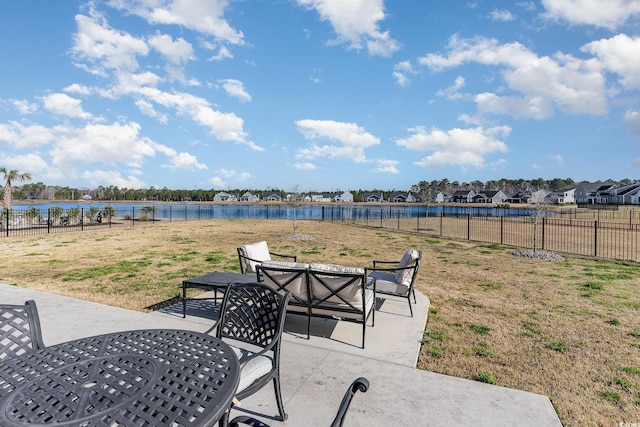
270,252,297,262
372,259,398,268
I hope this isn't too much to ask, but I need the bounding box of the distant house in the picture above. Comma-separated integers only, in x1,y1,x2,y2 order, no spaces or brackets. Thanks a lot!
264,193,282,202
363,193,384,203
605,184,640,205
240,192,259,202
505,191,528,204
548,188,576,205
435,192,451,203
213,191,238,202
333,191,353,202
473,190,508,204
451,190,475,203
529,189,549,204
309,193,332,202
575,182,615,204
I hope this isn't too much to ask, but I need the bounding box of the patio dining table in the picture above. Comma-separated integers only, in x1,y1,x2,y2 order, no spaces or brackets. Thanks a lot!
0,329,240,427
182,271,257,317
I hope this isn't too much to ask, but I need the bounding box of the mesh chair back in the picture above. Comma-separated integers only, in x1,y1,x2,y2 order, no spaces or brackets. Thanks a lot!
216,283,290,348
0,300,45,361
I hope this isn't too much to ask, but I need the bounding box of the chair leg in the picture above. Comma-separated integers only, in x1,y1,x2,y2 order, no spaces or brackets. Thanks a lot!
273,375,288,421
408,296,413,317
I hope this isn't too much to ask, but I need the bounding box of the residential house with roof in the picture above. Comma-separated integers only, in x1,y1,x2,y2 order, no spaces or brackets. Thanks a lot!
363,192,384,202
333,191,353,202
213,191,238,202
548,188,576,204
601,183,640,205
451,190,475,203
389,192,418,203
435,192,451,203
574,182,615,204
240,192,259,202
472,190,508,204
263,193,282,202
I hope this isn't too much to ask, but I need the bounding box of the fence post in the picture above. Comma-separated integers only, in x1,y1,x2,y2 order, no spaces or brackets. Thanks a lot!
81,208,84,231
440,212,443,236
398,211,400,230
47,208,51,234
132,207,135,226
500,215,503,244
467,214,471,240
594,220,598,257
542,217,545,250
4,210,7,237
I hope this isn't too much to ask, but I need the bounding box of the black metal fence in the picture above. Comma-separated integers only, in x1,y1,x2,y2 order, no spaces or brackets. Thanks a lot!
3,204,640,262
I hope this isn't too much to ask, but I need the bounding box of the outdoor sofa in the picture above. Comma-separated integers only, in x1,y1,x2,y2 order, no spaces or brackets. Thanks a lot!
256,261,375,348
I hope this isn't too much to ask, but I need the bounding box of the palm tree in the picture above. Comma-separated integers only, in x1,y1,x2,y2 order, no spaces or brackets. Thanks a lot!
0,168,32,210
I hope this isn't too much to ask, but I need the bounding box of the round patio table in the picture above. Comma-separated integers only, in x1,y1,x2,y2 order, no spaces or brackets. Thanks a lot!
0,329,240,427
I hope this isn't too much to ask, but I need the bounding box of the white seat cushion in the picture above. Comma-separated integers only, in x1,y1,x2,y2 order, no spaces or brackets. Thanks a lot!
395,249,420,286
230,345,273,393
240,241,272,273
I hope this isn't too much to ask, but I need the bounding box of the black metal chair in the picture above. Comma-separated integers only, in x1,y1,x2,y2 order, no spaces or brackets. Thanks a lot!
0,300,45,361
209,283,291,422
366,249,421,316
228,377,370,427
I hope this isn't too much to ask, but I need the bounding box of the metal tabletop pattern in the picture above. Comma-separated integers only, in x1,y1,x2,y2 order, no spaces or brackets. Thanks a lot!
0,329,240,427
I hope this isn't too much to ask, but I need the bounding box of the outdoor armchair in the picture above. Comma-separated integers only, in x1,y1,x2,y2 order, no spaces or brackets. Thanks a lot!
227,377,370,427
366,248,421,316
237,241,297,274
209,282,291,422
0,300,45,361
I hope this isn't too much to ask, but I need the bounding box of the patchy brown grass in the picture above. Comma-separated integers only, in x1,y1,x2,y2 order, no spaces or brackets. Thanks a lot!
0,219,639,426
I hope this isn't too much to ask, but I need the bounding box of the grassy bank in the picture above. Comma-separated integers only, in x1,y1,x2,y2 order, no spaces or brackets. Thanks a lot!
0,219,638,426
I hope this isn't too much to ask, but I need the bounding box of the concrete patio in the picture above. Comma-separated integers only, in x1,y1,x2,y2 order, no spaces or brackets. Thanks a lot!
1,283,562,426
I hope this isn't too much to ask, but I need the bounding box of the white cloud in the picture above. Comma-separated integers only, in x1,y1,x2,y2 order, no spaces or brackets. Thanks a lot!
393,61,417,87
209,176,227,187
489,9,515,21
623,110,640,135
72,12,149,74
582,34,640,90
396,125,510,169
294,162,317,170
82,169,147,188
420,35,607,119
148,33,194,64
12,100,38,114
436,76,466,101
296,0,400,56
164,151,208,171
548,154,564,164
0,153,63,182
541,0,640,29
295,119,380,162
215,168,236,178
41,93,92,119
0,121,56,149
108,0,245,45
372,159,399,174
64,83,92,95
219,79,252,102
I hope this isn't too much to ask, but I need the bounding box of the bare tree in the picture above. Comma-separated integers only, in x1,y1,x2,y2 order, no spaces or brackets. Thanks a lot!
528,189,549,253
286,185,304,235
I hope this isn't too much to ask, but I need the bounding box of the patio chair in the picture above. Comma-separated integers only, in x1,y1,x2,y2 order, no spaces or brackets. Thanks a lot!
228,377,370,427
366,249,421,316
209,282,291,422
237,241,297,274
0,300,45,361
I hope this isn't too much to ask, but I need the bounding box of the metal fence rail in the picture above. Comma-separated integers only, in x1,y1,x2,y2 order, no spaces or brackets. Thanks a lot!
3,204,640,262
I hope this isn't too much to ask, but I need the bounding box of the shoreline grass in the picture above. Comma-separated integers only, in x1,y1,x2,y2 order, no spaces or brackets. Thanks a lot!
0,219,639,426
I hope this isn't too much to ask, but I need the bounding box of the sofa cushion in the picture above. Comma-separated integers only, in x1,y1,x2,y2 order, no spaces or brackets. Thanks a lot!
230,345,273,393
309,263,365,306
260,260,309,302
239,241,271,273
395,249,420,286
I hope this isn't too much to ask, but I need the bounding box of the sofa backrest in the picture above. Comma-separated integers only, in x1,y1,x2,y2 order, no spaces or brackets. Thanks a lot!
308,263,366,308
259,260,310,305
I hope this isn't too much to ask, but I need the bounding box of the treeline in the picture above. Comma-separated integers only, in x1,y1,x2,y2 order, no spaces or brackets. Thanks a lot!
8,177,640,203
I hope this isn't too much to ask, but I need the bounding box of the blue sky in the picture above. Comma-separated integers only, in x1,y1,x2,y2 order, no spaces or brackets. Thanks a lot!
1,0,639,192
